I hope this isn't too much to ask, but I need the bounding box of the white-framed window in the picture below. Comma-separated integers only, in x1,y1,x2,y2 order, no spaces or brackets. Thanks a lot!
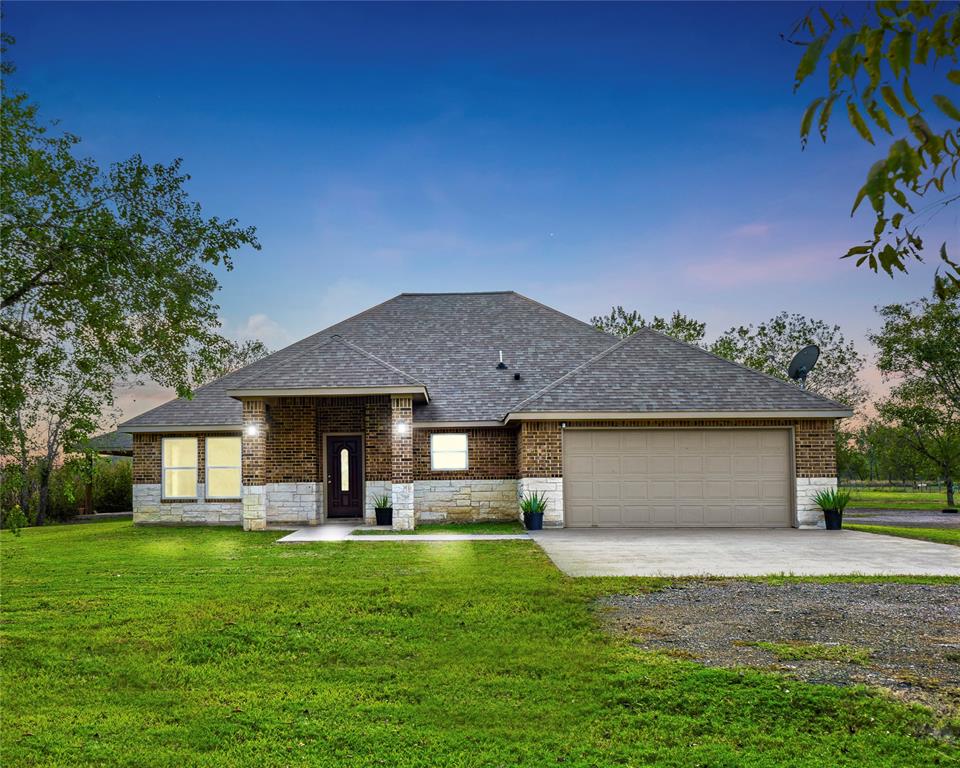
162,437,198,499
430,433,468,471
205,436,242,499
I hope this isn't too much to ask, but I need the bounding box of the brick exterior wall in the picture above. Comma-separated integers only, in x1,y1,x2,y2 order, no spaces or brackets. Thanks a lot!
133,431,242,485
364,397,392,482
242,400,267,486
414,427,518,480
793,419,837,477
266,397,317,483
516,418,838,478
390,395,414,484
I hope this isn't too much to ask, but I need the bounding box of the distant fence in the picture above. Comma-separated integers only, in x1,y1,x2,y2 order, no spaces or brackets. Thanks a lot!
839,480,946,492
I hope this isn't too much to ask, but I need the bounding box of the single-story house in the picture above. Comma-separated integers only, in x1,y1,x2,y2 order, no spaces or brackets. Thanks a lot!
119,292,851,531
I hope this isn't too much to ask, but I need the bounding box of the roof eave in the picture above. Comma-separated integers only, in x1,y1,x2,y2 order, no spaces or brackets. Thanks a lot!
503,409,853,422
117,424,244,433
224,385,430,402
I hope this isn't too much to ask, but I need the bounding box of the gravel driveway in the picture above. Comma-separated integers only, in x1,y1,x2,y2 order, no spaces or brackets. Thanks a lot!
846,508,960,528
600,581,960,719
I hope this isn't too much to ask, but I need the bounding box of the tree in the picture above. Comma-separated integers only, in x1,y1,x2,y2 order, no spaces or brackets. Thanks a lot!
0,40,260,521
592,306,706,344
198,339,272,386
710,312,867,410
870,293,960,410
879,380,959,507
790,2,960,297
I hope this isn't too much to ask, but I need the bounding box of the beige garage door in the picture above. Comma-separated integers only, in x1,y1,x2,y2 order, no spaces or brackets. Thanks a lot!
563,429,791,527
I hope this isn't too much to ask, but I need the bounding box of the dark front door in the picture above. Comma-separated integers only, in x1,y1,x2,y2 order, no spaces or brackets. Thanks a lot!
327,435,362,518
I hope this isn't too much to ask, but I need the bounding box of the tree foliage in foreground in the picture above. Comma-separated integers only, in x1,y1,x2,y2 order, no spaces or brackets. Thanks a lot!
0,36,260,521
791,1,960,296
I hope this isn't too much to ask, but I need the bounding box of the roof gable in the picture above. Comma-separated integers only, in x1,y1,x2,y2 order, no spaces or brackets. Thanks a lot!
225,335,427,395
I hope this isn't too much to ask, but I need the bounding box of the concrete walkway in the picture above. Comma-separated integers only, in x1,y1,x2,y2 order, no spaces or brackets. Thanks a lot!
529,528,960,577
276,522,363,542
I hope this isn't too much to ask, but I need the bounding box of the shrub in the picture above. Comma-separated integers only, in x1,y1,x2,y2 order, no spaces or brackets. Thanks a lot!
2,504,28,535
374,494,391,509
94,460,132,513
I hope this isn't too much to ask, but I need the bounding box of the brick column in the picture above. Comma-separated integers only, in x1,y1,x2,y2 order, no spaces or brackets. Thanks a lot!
242,399,267,531
390,395,415,530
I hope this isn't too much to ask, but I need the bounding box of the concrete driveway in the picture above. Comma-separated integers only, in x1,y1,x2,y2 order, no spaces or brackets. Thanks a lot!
529,528,960,577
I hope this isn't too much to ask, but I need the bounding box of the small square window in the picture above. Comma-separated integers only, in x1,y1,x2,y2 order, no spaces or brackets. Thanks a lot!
430,433,468,471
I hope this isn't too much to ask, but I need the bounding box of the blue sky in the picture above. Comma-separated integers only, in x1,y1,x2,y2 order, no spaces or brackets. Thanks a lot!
5,1,953,418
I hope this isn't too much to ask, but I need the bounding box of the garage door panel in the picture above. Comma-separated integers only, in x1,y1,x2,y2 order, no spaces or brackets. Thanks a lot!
732,455,759,475
761,455,788,474
703,455,732,474
621,456,648,475
595,505,624,525
703,505,734,524
594,456,621,475
648,432,676,451
621,481,648,501
677,481,704,499
678,506,705,524
567,480,595,501
593,432,622,450
621,432,649,450
677,432,705,451
649,481,676,499
566,456,594,474
595,481,621,500
564,429,790,528
649,456,676,474
621,505,650,524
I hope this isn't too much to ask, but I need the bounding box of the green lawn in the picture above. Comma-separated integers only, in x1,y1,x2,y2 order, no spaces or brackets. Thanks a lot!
353,520,525,535
845,523,960,547
846,487,953,511
1,522,955,766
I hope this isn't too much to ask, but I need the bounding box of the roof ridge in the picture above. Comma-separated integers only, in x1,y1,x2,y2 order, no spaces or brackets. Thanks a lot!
509,291,616,337
229,335,338,387
329,334,428,388
508,333,635,412
398,291,515,296
634,326,849,410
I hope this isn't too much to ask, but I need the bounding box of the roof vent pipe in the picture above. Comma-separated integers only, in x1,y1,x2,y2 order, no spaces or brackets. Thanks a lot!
497,350,507,370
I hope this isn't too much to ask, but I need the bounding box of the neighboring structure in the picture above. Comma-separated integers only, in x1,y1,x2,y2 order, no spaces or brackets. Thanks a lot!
119,292,850,531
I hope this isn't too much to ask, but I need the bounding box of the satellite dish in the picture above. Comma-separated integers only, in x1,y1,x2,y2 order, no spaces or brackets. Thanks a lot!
788,345,820,389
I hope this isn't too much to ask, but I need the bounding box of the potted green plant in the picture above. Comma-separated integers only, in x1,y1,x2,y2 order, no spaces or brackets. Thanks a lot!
374,494,392,526
812,487,851,530
520,491,548,531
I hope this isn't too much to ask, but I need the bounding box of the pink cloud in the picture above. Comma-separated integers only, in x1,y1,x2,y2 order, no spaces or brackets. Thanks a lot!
683,247,844,288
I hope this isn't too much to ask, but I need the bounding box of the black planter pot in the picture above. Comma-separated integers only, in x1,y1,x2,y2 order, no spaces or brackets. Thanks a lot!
823,509,843,530
523,511,544,531
375,507,393,526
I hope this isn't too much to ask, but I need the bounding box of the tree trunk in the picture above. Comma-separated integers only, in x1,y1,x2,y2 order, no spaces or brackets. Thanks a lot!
947,476,956,509
35,459,51,526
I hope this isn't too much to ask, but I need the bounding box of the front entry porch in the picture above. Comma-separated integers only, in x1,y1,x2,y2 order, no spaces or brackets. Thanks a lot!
239,393,416,532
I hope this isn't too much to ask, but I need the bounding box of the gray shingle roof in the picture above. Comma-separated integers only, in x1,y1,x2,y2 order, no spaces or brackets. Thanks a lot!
226,335,426,393
119,292,849,430
508,327,849,415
